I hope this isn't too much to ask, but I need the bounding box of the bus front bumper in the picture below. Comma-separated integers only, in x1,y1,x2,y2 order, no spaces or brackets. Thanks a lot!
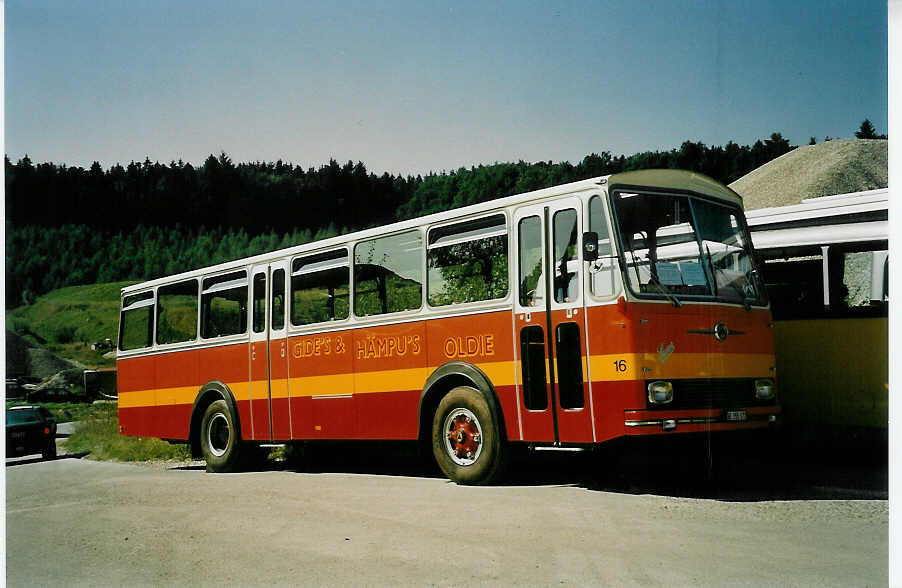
624,406,780,435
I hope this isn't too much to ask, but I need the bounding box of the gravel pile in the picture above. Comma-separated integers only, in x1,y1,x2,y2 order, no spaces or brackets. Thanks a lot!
25,347,83,380
729,138,888,210
33,368,85,392
6,329,85,393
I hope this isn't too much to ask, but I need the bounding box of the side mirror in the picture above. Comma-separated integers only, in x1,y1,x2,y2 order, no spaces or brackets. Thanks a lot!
582,231,599,262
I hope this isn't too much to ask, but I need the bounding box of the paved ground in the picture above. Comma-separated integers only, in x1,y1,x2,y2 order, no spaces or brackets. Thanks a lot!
5,440,888,587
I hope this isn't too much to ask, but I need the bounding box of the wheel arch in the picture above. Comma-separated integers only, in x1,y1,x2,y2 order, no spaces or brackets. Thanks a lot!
189,381,241,458
418,361,506,446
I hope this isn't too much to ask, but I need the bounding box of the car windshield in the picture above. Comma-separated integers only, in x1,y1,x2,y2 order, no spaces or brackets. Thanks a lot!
7,408,43,425
611,190,765,306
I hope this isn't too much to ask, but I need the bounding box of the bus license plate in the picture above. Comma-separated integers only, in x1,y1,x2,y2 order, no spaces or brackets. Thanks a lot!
726,410,747,422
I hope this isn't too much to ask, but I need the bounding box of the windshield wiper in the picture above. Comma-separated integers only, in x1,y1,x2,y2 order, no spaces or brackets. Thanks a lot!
704,244,719,297
648,266,682,308
705,244,753,310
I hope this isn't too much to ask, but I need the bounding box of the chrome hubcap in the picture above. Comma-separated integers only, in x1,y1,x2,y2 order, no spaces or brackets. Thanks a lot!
207,413,230,458
443,408,483,466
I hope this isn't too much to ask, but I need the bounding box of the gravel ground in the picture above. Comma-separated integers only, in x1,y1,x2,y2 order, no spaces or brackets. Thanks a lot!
6,455,888,587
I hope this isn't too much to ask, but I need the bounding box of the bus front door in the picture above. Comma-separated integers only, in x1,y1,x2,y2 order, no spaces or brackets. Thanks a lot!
514,200,594,444
249,261,291,441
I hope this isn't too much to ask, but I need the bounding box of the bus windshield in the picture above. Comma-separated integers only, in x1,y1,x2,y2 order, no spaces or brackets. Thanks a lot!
611,189,765,306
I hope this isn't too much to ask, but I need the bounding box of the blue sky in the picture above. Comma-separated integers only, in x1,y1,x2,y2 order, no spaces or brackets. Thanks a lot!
4,0,888,176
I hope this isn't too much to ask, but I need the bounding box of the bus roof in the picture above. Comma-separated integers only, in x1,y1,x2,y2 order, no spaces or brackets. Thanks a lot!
608,169,744,208
745,187,887,228
746,188,888,251
122,169,740,295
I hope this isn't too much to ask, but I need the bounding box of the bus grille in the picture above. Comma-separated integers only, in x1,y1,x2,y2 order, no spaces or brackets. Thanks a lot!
645,378,776,411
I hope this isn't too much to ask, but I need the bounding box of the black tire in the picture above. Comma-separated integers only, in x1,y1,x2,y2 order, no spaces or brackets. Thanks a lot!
432,386,505,485
42,441,57,461
200,399,244,473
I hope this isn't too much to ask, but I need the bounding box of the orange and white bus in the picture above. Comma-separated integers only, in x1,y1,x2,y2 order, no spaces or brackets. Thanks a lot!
117,169,779,484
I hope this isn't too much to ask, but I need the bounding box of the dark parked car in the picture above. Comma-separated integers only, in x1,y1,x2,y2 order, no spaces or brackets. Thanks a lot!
6,406,57,460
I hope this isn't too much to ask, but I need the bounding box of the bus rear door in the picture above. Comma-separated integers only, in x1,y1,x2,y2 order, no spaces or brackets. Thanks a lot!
249,261,291,441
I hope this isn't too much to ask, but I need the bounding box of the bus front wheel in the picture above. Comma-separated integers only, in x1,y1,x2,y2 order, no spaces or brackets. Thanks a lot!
201,399,244,473
432,386,505,485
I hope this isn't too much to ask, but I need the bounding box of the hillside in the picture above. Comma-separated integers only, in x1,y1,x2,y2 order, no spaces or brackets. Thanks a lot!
7,281,134,368
729,138,888,209
6,134,796,308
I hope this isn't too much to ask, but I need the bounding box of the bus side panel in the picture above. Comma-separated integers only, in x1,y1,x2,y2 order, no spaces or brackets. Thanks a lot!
776,317,888,428
118,354,157,437
591,381,642,443
354,390,421,439
425,311,518,441
288,328,356,439
353,321,427,439
494,385,521,441
585,304,638,444
270,338,291,441
153,348,198,440
196,343,252,441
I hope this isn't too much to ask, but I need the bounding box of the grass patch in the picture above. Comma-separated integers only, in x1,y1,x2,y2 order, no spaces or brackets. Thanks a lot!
7,281,137,369
60,402,193,462
7,400,100,423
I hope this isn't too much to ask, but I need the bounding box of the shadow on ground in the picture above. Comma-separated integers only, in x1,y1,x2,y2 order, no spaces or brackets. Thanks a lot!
169,435,887,502
6,452,91,468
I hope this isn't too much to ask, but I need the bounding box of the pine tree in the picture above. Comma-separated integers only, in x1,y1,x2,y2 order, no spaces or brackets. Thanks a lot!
855,119,878,139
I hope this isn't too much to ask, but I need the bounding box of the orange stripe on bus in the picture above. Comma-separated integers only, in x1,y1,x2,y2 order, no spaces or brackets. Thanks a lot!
118,352,772,409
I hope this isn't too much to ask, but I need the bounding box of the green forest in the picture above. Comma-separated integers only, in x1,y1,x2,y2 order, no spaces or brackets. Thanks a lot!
5,132,799,308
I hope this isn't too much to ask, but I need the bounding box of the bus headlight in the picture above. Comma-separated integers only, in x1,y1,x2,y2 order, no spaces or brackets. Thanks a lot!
647,381,673,404
755,379,775,400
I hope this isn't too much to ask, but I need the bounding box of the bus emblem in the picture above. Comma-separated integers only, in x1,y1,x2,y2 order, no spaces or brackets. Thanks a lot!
714,322,729,341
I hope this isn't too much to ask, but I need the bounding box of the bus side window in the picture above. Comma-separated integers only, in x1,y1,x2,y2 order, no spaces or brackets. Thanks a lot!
252,273,266,333
201,271,249,338
552,208,579,303
157,279,198,345
836,249,889,313
870,251,889,303
588,195,617,298
272,269,286,330
291,249,350,326
354,231,423,316
588,195,612,257
119,291,154,351
427,214,508,307
518,216,543,308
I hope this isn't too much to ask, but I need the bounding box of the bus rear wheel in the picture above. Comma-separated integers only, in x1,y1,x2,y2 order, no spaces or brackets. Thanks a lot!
201,399,244,473
432,386,505,485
